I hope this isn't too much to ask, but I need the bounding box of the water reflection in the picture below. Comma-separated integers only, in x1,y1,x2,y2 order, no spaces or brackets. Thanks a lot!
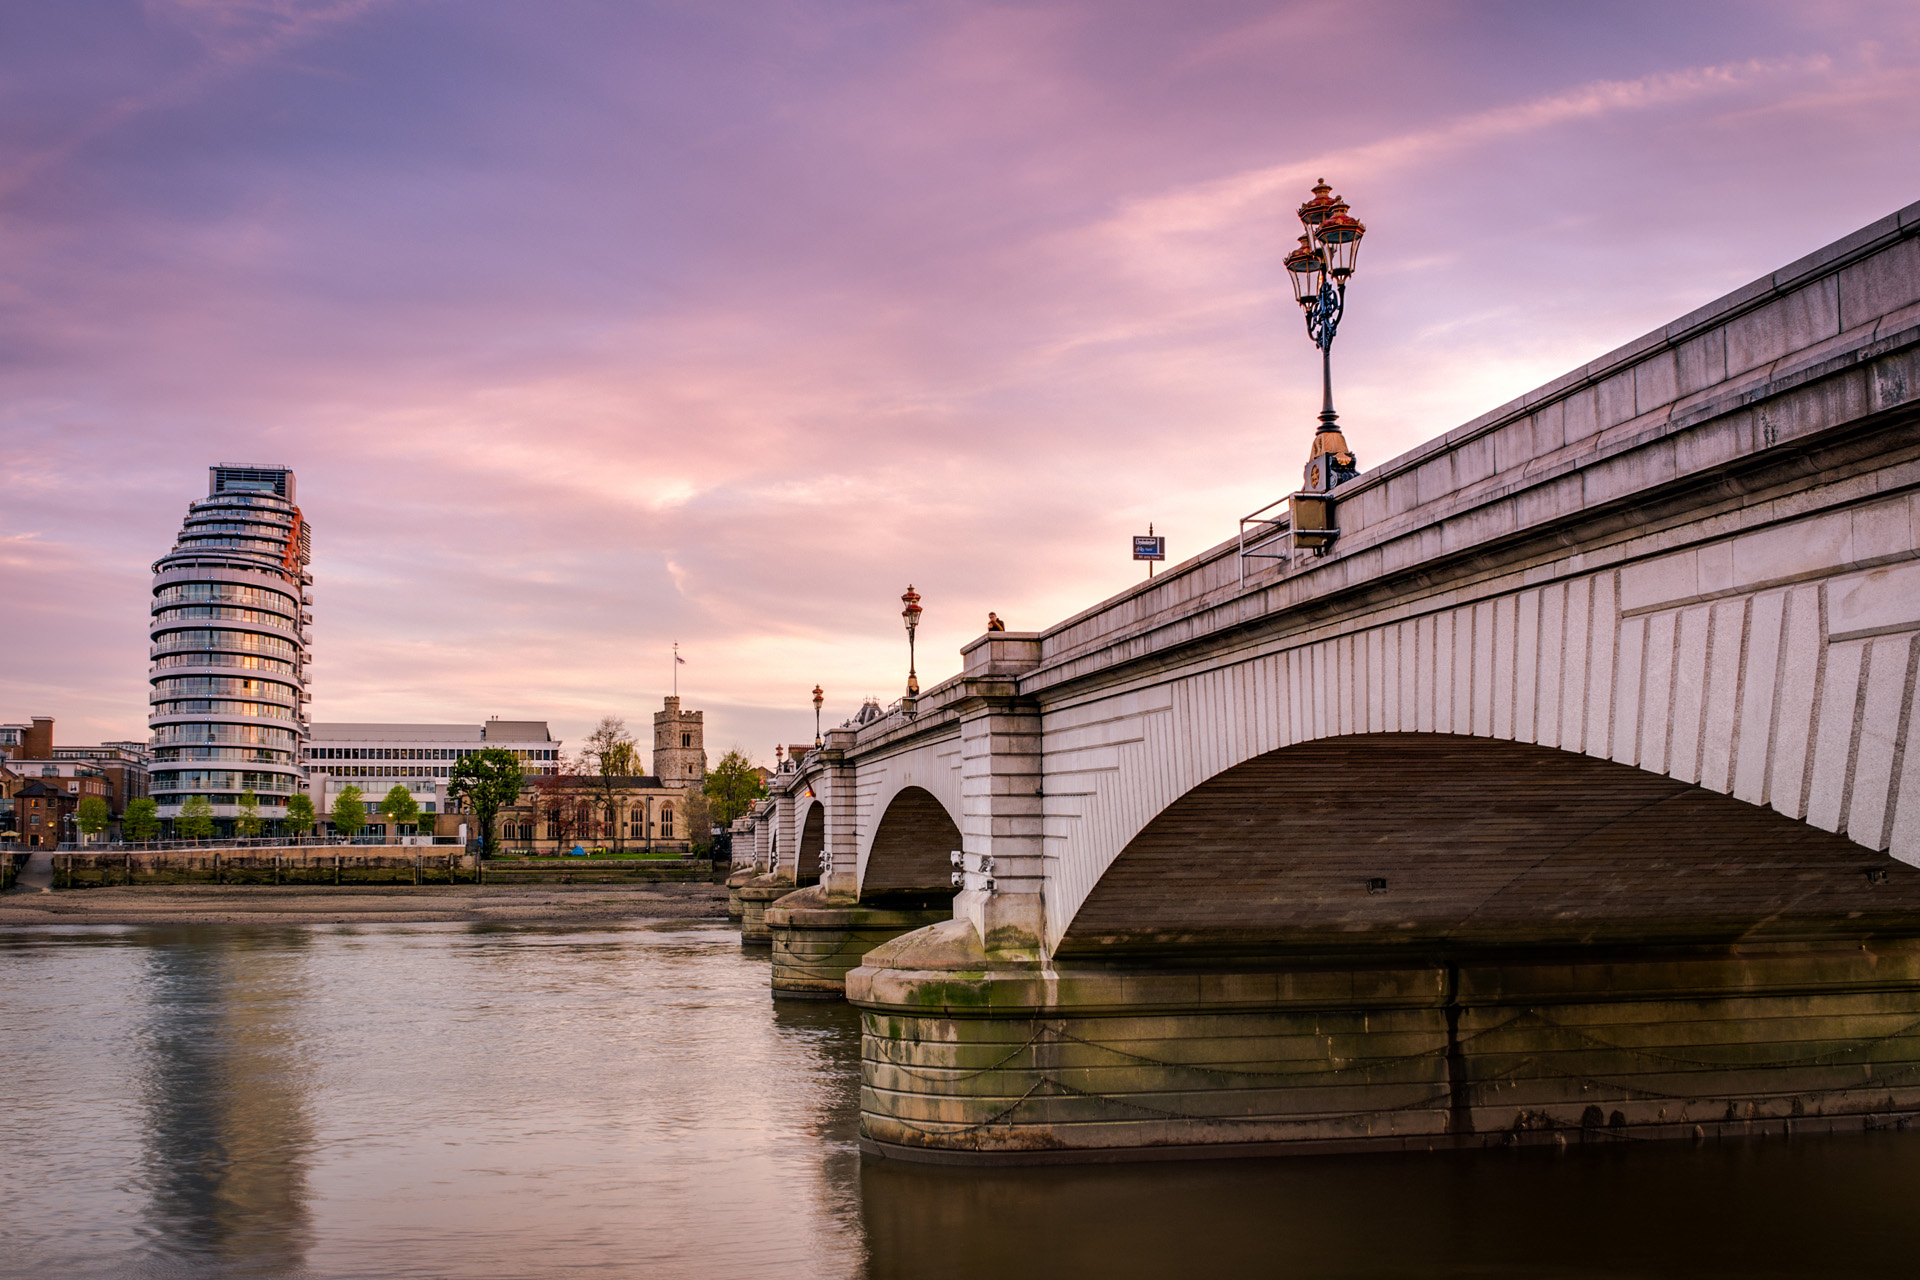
7,922,1920,1279
860,1124,1920,1280
138,930,315,1277
770,994,867,1260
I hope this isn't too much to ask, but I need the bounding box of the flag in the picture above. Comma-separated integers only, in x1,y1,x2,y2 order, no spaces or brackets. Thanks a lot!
675,654,686,665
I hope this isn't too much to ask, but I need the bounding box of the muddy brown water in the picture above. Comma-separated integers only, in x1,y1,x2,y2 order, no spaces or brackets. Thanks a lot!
3,920,1919,1279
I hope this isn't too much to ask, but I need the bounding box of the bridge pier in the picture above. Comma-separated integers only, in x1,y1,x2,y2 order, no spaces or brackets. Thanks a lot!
850,919,1920,1162
725,866,754,920
737,874,790,947
765,885,951,998
951,634,1049,956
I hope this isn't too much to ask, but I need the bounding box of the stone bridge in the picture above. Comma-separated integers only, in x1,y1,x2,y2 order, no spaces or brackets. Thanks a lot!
736,201,1920,1162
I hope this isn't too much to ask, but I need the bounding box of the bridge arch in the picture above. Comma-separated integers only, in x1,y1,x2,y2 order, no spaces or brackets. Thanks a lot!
1040,549,1920,952
795,800,825,886
1055,732,1920,957
858,784,962,903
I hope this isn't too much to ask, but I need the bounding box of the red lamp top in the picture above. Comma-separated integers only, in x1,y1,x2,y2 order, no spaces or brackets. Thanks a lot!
1293,180,1366,282
1317,212,1364,244
1296,179,1339,226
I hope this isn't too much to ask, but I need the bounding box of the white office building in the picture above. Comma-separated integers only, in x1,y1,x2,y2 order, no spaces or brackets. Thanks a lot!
303,719,560,834
148,464,312,824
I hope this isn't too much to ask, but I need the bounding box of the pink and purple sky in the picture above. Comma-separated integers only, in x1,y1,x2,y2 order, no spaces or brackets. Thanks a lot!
4,0,1919,763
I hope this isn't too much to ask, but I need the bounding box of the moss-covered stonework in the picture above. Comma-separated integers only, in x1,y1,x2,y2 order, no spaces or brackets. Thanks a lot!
737,874,792,947
848,921,1920,1162
765,885,951,998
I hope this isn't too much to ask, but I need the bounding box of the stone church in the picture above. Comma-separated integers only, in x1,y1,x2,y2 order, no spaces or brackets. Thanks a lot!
495,695,708,853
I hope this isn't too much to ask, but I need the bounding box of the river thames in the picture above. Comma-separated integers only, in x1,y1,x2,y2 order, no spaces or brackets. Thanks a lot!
6,920,1920,1278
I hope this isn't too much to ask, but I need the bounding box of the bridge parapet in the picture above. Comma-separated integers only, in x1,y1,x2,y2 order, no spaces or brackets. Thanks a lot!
1026,200,1920,697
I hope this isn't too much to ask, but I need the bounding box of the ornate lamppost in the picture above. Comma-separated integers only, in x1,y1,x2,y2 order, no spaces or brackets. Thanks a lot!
812,685,825,748
1283,180,1367,550
900,585,922,713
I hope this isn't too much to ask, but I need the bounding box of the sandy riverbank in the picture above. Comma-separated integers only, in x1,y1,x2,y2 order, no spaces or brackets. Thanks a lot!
0,881,731,927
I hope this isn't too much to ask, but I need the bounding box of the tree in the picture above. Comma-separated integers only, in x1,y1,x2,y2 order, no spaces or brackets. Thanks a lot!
448,748,524,857
234,788,263,838
529,756,587,853
380,784,420,838
123,798,160,841
682,789,713,853
285,792,316,836
76,795,111,839
581,716,638,852
330,785,366,840
704,749,766,824
176,795,215,840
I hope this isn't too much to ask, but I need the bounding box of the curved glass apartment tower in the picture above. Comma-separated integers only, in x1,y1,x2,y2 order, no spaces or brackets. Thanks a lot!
149,465,311,832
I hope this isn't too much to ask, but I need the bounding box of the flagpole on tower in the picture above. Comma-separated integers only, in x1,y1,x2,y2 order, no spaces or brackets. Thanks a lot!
673,642,679,697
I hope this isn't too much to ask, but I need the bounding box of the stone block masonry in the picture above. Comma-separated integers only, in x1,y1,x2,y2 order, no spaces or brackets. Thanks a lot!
854,925,1920,1161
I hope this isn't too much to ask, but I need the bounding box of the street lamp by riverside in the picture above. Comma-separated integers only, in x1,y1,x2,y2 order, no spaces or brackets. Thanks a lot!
900,585,922,714
812,685,825,748
1284,179,1367,552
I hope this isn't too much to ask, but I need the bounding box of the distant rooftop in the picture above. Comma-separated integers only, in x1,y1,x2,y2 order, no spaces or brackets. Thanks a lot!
310,722,556,743
484,720,554,743
209,464,295,501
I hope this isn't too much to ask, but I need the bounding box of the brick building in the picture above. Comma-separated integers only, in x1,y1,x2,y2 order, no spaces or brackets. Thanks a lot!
0,717,150,829
11,774,110,848
51,745,150,814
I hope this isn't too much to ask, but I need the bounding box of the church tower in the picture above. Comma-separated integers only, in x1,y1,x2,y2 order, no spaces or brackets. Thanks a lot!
652,696,706,783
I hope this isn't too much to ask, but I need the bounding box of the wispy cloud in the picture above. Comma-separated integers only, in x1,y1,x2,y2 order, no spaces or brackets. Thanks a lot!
1092,54,1834,277
2,2,1917,755
0,0,390,204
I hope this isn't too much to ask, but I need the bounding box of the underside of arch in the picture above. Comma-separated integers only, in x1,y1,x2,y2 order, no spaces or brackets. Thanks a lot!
861,786,961,905
796,803,824,886
1058,733,1920,960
